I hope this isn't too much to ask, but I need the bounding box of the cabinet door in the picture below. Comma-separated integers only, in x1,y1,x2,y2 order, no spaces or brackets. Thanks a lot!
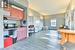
4,6,24,20
16,27,27,41
10,7,24,20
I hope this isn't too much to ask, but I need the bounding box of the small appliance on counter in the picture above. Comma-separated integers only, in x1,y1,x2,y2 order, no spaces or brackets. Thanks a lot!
64,26,69,29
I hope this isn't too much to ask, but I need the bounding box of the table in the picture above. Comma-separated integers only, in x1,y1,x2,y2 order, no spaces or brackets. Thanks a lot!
58,29,75,45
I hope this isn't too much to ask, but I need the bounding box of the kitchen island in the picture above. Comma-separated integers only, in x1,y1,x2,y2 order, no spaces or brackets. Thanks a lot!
58,29,75,45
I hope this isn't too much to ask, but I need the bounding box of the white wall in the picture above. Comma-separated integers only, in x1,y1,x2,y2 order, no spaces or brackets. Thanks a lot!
0,8,4,48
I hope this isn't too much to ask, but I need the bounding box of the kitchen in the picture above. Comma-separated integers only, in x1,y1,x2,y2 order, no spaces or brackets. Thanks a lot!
2,0,28,48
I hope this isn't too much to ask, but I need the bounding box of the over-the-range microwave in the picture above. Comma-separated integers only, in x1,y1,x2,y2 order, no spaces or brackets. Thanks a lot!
4,24,16,29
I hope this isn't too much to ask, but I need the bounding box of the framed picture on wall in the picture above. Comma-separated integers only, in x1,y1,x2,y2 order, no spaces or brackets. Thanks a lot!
51,19,56,27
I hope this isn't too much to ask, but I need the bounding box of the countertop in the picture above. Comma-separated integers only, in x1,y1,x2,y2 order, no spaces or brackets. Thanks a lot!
58,29,75,34
4,26,27,31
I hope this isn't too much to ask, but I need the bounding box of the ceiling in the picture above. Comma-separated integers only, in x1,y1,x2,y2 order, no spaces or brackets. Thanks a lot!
28,0,70,15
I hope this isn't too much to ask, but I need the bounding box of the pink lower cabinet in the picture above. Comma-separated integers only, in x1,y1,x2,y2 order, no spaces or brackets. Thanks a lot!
16,27,27,41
